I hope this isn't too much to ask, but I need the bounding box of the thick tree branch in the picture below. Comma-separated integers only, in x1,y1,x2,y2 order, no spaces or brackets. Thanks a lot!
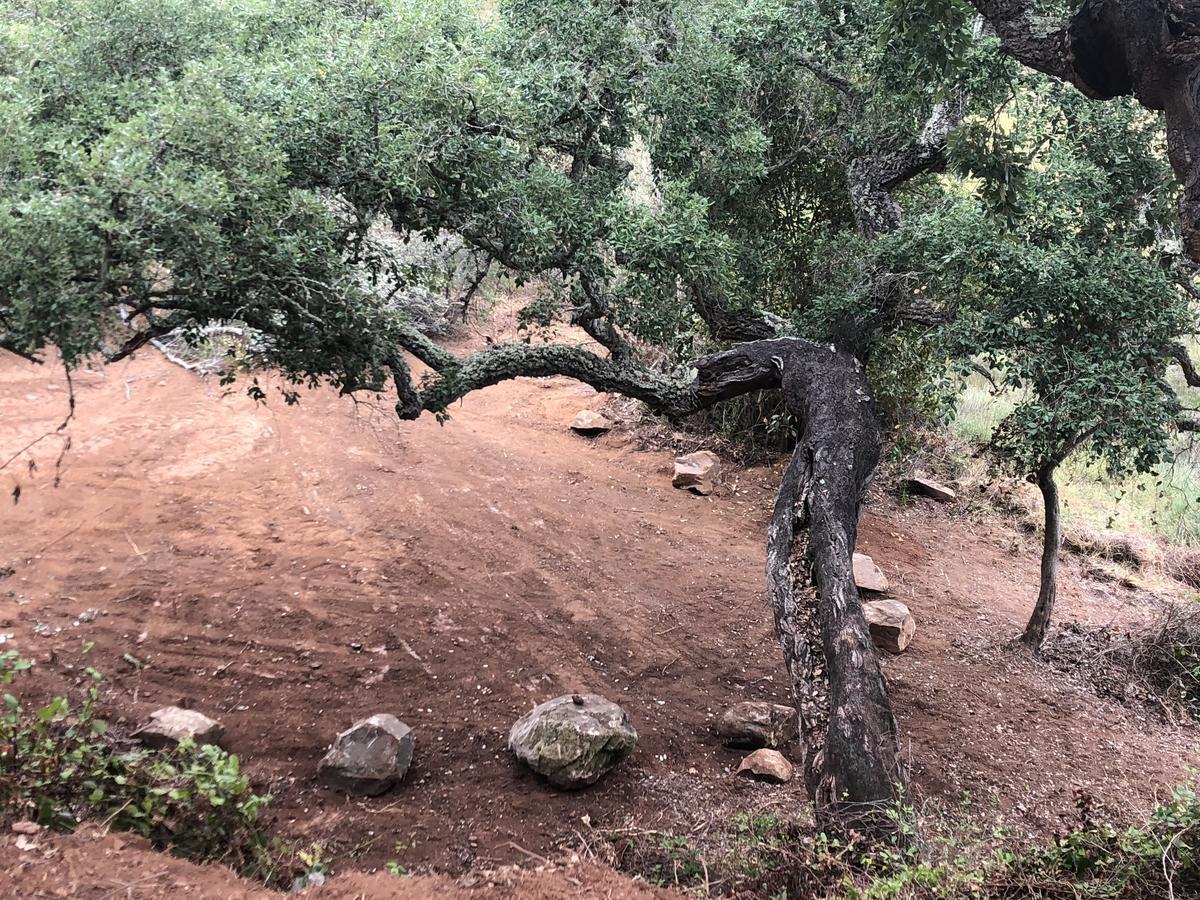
968,0,1081,89
1171,342,1200,387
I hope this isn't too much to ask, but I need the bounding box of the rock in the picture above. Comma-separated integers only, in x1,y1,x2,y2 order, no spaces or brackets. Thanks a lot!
133,707,224,749
735,748,794,784
10,821,39,835
853,552,889,593
906,476,956,503
509,693,637,789
716,701,797,749
672,450,721,495
318,714,414,796
863,598,916,653
571,410,611,434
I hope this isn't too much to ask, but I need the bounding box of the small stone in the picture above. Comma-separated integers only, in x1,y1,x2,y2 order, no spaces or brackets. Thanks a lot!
133,707,224,749
906,476,956,503
716,701,797,749
735,748,794,784
570,411,611,434
318,714,414,796
672,451,721,495
509,693,637,789
853,553,889,593
864,598,916,653
10,821,39,835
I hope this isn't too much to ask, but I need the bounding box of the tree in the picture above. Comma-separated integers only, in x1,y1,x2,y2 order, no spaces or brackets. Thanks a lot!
1,0,1192,831
966,0,1200,261
890,80,1192,648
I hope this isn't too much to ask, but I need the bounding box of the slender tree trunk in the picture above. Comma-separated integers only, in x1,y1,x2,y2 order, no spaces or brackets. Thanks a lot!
1022,463,1060,650
766,343,903,827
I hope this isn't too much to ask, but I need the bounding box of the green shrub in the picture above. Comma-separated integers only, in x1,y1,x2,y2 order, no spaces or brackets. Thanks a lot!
0,654,287,883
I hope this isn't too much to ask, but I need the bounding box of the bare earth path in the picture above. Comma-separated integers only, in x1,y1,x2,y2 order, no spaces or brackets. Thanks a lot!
1,333,1197,891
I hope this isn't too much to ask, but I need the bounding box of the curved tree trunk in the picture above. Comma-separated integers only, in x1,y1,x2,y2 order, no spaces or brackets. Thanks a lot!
766,343,903,826
1022,463,1060,650
398,334,907,824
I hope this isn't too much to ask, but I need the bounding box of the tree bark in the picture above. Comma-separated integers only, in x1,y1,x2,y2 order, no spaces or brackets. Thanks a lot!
1022,462,1060,649
766,341,903,825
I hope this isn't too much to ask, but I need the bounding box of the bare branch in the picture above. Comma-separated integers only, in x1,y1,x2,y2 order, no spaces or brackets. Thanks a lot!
1170,343,1200,388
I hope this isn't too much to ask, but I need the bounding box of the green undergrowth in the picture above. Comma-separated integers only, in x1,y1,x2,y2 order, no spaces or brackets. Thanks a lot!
612,789,1200,898
0,651,307,887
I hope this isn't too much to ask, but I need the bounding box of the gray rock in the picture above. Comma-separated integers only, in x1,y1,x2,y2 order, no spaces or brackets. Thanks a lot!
133,707,224,749
863,598,916,653
735,748,794,784
318,714,414,796
672,450,721,495
509,693,637,789
852,552,889,593
906,476,956,503
571,410,611,434
716,701,797,749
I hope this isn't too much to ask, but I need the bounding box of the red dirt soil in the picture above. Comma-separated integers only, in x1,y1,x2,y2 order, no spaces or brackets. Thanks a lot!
1,322,1197,894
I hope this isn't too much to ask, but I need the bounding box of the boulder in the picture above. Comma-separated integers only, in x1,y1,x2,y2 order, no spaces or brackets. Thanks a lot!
318,714,414,796
863,598,916,653
906,476,956,503
853,552,889,593
716,701,797,749
133,707,224,749
509,693,637,789
735,749,794,784
672,450,721,495
571,410,611,435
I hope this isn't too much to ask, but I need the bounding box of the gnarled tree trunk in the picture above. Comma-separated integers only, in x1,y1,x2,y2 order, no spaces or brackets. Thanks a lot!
765,342,903,823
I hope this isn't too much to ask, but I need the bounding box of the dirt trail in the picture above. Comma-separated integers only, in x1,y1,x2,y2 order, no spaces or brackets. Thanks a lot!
1,329,1197,888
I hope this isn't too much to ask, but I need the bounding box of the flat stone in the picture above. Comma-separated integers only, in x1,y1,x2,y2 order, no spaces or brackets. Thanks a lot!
735,748,794,784
509,693,637,789
319,714,414,796
133,707,224,749
571,410,611,434
853,552,889,593
906,476,956,503
864,598,916,653
672,450,720,495
716,702,797,749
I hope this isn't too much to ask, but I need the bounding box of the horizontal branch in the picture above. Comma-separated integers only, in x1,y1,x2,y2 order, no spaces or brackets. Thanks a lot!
395,331,822,422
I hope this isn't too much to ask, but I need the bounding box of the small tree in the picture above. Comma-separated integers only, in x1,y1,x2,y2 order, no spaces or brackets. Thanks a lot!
893,84,1190,648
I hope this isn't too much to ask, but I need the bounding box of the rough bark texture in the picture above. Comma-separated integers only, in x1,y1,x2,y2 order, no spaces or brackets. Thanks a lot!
972,0,1200,259
1022,463,1061,649
766,341,901,820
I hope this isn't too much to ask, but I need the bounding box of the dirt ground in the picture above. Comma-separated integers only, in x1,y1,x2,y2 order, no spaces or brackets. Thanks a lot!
2,319,1198,894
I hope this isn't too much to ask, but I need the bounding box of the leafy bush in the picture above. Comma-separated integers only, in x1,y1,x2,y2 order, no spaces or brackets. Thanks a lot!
0,654,286,882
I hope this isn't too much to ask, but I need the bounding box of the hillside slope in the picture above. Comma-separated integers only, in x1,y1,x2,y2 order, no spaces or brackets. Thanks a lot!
1,331,1196,890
